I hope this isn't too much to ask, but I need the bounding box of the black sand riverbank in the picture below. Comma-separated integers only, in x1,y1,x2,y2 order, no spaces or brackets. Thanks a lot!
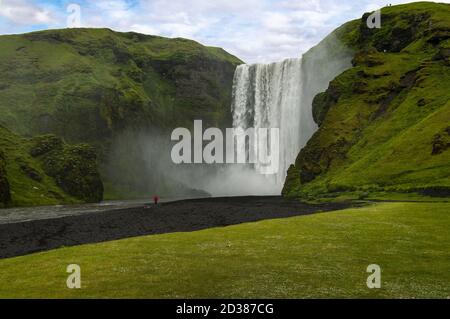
0,196,363,259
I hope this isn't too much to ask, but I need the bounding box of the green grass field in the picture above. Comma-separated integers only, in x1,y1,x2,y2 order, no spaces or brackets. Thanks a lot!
0,202,449,298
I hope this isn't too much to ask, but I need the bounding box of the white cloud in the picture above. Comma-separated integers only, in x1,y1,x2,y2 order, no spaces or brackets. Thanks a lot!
0,0,55,25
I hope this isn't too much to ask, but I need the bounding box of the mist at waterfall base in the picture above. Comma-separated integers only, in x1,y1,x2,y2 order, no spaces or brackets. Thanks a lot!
106,34,353,198
106,130,279,197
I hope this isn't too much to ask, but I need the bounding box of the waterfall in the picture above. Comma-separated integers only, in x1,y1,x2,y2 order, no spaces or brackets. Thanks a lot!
231,35,353,193
231,58,312,188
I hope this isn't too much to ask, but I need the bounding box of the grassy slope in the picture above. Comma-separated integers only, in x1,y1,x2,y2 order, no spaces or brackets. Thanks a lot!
0,202,448,298
283,2,450,200
0,28,242,143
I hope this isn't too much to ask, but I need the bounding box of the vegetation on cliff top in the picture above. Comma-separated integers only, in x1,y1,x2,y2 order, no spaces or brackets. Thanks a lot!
283,2,450,200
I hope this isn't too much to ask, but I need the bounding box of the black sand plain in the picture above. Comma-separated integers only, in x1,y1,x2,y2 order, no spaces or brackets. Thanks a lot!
0,196,362,259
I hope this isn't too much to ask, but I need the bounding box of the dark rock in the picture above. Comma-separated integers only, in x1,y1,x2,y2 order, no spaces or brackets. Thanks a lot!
358,12,430,52
18,160,42,182
399,69,418,88
386,26,415,52
353,80,369,94
29,134,63,157
432,47,450,65
372,69,417,120
432,133,450,155
312,83,341,126
417,98,426,106
427,28,450,45
414,186,450,197
356,70,370,78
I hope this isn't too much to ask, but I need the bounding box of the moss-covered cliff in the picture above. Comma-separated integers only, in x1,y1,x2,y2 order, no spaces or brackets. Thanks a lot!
0,28,241,148
0,28,242,204
283,2,450,200
0,125,102,207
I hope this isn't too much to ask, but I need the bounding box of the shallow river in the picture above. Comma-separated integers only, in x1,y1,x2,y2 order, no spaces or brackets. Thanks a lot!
0,197,192,225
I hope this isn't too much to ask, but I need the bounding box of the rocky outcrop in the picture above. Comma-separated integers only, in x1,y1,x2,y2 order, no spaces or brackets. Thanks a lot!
0,125,103,207
432,127,450,155
30,135,103,203
312,81,342,127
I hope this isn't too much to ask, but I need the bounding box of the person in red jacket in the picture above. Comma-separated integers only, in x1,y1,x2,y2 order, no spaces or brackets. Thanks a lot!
153,195,160,205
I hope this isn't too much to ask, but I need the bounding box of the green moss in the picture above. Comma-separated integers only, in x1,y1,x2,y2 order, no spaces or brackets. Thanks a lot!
41,143,103,203
29,134,63,157
284,2,450,200
0,126,102,207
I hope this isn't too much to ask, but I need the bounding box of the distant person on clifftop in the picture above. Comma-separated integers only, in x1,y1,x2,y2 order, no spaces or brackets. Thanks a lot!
153,195,160,205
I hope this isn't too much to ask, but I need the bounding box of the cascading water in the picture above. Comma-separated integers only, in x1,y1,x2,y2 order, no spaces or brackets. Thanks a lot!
231,58,314,189
231,34,353,193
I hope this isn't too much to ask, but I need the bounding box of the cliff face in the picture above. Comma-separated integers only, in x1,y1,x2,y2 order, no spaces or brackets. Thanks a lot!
283,2,450,200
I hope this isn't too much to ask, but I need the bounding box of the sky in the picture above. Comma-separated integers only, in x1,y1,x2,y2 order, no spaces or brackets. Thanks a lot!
0,0,448,63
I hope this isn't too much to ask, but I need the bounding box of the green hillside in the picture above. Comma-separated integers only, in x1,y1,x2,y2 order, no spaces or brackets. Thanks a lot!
0,28,242,204
0,125,102,207
283,2,450,200
0,28,242,144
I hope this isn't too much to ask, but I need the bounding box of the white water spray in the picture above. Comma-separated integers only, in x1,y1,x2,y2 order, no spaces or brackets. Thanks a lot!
231,58,314,189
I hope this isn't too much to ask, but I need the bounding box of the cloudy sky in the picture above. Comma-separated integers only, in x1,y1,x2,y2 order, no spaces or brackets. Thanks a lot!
0,0,448,63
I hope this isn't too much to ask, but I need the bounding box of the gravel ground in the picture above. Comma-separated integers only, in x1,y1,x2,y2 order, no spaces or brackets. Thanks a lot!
0,196,362,259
